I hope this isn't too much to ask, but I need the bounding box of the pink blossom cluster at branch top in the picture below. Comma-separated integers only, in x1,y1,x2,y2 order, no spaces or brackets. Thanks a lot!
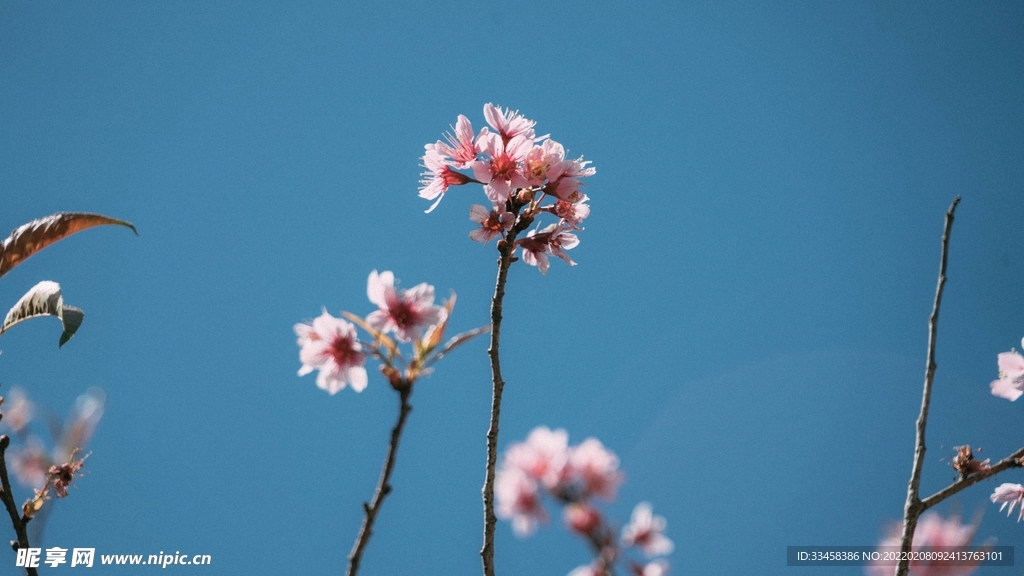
294,270,447,394
496,427,672,576
420,103,594,274
866,513,980,576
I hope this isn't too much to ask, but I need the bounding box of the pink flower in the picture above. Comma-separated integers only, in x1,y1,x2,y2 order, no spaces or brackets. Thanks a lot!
524,139,566,187
505,426,572,490
419,147,475,213
632,560,670,576
366,270,446,343
621,502,674,557
519,231,551,274
518,224,580,274
551,195,591,229
570,438,622,500
9,437,49,488
469,204,514,244
295,310,368,395
991,483,1024,521
866,512,980,576
564,503,603,535
483,103,536,143
2,387,33,434
495,466,547,536
544,155,595,201
472,131,532,204
434,114,478,168
990,343,1024,400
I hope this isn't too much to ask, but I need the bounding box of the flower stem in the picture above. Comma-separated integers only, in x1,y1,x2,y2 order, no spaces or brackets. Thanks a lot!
896,196,959,576
347,384,413,576
0,435,37,576
481,222,524,576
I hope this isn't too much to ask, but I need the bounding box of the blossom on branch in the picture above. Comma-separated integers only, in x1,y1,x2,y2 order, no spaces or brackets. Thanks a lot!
622,502,674,557
295,311,368,394
991,483,1024,522
366,270,446,343
867,512,980,576
469,204,514,244
990,344,1024,401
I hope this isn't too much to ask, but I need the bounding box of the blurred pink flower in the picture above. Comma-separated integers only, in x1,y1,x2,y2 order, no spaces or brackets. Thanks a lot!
570,438,622,500
621,502,674,557
564,503,603,535
9,437,49,489
483,103,536,143
504,426,572,490
990,344,1024,401
295,310,368,395
632,559,670,576
469,204,514,244
495,466,547,536
366,270,446,343
866,512,980,576
991,483,1024,522
2,387,33,434
419,146,474,213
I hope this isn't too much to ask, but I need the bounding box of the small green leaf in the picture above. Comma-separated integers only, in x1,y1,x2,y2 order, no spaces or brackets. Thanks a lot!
0,281,86,347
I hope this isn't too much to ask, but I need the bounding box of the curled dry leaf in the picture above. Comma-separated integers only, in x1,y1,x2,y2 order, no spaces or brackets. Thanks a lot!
0,212,137,280
0,281,85,347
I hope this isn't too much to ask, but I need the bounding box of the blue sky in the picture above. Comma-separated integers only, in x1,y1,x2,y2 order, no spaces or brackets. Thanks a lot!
1,1,1023,574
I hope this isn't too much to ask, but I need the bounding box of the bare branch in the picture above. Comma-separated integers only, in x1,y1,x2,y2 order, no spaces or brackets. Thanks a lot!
0,435,37,576
896,196,960,576
347,385,413,576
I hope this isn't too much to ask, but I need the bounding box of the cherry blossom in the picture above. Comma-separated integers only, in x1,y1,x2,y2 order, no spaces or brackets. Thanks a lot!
991,483,1024,522
495,466,547,536
472,131,532,204
632,559,670,576
366,270,446,343
621,502,674,557
564,503,603,535
2,387,33,433
867,512,980,576
504,426,572,491
483,102,536,143
570,437,623,500
419,146,475,213
295,310,368,395
434,114,478,168
469,204,514,244
990,343,1024,401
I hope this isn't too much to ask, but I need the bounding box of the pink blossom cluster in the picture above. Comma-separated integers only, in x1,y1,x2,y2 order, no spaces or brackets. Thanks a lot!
496,426,672,576
866,513,981,576
420,104,594,274
295,270,452,394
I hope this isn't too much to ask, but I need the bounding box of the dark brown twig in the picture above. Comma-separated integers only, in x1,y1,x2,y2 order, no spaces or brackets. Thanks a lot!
347,384,413,576
896,196,960,576
921,446,1024,510
481,209,530,576
0,435,37,576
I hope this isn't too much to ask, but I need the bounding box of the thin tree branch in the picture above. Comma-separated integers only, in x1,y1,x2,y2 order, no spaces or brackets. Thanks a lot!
896,196,960,576
481,203,534,576
347,384,413,576
920,446,1024,511
0,435,37,576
